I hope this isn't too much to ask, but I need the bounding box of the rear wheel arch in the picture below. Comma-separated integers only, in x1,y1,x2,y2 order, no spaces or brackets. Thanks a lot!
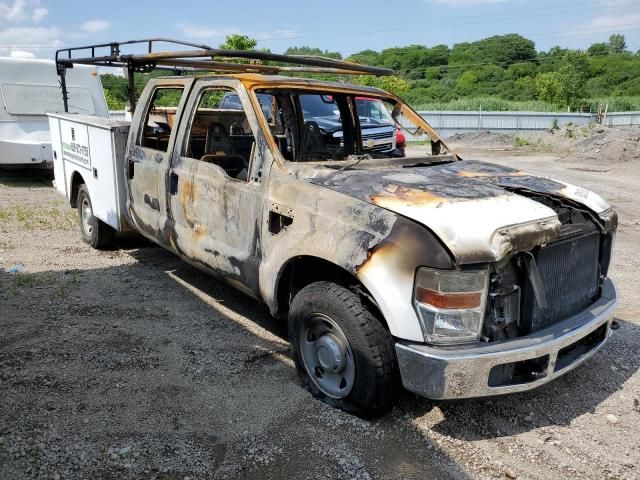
69,171,86,208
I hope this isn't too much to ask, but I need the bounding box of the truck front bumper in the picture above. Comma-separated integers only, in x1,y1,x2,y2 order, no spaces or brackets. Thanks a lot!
395,278,618,400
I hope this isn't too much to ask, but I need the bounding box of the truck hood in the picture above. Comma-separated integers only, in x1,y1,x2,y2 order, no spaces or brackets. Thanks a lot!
305,159,613,264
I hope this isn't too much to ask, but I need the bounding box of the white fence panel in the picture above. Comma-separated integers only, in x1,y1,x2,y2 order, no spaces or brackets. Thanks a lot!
106,109,639,138
604,112,640,127
108,110,131,122
417,111,595,137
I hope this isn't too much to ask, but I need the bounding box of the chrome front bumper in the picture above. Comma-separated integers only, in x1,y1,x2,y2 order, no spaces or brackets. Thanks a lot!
395,278,618,400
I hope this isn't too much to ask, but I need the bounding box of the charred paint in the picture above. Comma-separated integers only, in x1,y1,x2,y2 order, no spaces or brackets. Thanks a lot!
300,161,565,264
356,216,453,276
179,177,197,228
143,194,160,211
121,73,617,344
371,184,445,209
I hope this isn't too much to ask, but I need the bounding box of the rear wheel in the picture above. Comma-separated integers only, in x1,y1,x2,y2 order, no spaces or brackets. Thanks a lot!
288,281,399,418
77,184,114,249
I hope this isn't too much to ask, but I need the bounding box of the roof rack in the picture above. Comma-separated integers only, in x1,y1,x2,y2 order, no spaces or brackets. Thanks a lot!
55,38,394,112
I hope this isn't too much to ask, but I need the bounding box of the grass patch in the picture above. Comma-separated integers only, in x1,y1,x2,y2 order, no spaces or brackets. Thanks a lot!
13,272,49,288
413,97,560,112
0,206,77,231
56,271,80,299
513,136,554,152
514,136,532,147
411,95,640,112
0,178,51,189
585,96,640,112
6,270,80,299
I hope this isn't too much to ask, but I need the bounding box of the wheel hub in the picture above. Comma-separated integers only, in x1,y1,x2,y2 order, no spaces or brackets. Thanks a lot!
81,199,93,236
299,313,356,399
316,334,346,372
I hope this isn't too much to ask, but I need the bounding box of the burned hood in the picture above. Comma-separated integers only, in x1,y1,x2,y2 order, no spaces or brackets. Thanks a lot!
305,160,613,264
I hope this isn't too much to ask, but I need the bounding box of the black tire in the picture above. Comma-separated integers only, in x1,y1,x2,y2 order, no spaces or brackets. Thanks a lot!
289,281,399,418
77,184,114,249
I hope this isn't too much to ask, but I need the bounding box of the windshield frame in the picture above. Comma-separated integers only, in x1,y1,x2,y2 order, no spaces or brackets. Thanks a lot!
247,83,458,167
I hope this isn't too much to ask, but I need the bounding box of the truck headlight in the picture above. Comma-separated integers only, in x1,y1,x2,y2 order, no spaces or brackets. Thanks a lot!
413,267,488,345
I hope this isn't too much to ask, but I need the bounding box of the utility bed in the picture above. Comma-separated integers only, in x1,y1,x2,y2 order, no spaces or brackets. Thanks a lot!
48,113,131,231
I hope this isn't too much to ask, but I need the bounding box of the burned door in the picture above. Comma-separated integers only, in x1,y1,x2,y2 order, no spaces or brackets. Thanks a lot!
125,79,193,243
168,79,265,296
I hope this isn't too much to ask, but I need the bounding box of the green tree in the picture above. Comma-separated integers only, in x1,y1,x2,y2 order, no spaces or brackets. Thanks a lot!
608,34,626,54
557,51,590,108
219,34,257,50
424,66,443,80
104,88,125,110
285,46,342,59
587,42,609,56
100,73,128,106
348,49,380,66
456,71,479,95
536,72,561,103
354,75,410,96
544,46,569,58
507,62,537,80
450,34,536,66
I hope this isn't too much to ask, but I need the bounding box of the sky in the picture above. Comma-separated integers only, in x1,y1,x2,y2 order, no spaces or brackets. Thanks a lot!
0,0,639,60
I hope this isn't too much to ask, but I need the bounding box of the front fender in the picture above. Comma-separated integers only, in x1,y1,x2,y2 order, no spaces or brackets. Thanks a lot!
260,170,452,342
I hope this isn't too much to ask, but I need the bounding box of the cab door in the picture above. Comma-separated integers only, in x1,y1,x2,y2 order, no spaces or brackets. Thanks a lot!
167,79,266,297
125,78,194,244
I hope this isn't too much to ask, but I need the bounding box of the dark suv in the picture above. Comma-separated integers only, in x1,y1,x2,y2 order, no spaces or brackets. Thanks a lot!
219,92,405,157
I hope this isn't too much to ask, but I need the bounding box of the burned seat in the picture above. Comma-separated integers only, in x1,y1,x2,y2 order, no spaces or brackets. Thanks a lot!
299,121,333,161
200,122,248,179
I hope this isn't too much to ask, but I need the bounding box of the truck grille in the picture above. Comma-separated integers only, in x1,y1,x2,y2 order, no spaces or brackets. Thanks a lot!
367,143,394,152
362,129,394,152
362,131,393,140
522,226,601,332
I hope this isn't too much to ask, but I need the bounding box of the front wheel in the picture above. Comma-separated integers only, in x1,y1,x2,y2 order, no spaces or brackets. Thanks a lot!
77,184,114,249
288,281,399,418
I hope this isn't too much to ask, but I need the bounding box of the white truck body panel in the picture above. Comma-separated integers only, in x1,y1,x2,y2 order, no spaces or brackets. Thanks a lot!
0,57,109,166
48,113,130,231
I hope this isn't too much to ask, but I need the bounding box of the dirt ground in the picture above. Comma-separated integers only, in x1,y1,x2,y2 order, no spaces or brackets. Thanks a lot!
1,127,639,479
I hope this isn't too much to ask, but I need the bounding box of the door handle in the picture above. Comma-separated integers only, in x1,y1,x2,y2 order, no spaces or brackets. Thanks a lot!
127,158,135,179
170,172,179,195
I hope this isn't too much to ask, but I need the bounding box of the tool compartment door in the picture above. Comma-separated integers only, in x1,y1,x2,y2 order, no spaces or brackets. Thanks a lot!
49,113,130,230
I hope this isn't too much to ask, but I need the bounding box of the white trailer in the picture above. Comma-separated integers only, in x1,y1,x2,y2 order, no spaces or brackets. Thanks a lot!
0,57,109,168
48,113,131,239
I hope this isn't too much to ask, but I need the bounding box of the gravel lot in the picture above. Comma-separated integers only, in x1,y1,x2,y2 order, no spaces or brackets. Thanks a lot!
1,131,639,479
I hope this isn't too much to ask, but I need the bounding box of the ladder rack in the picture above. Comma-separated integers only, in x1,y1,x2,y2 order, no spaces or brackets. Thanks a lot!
55,38,394,112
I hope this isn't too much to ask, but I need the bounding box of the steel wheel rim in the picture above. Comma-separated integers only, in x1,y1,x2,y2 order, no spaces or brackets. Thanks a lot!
299,313,356,399
81,197,94,237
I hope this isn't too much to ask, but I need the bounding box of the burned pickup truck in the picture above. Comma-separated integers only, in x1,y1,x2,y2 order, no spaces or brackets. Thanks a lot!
49,40,618,417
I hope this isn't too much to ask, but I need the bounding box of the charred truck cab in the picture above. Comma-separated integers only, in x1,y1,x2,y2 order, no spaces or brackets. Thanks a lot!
51,40,618,417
